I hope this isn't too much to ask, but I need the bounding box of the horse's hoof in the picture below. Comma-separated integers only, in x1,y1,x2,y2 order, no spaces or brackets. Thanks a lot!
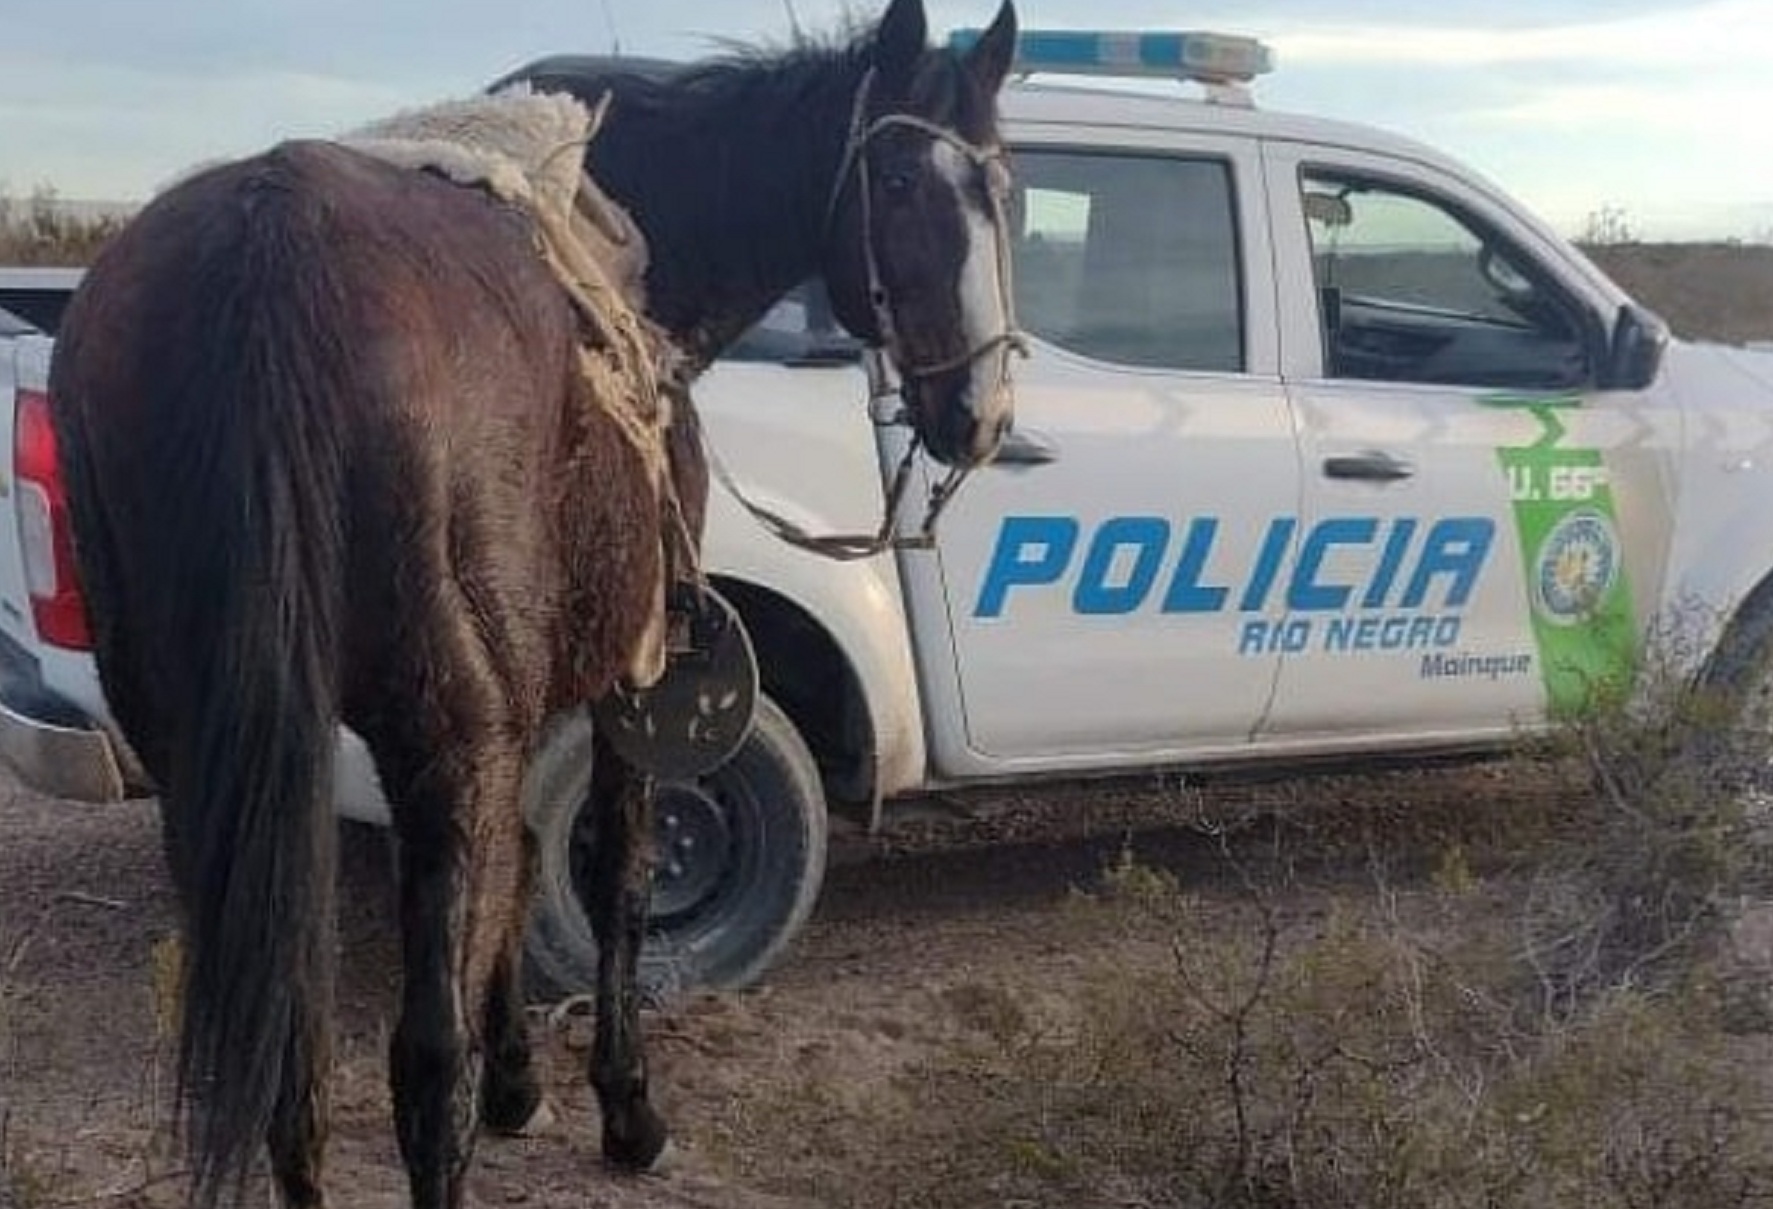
649,1138,681,1174
483,1085,555,1138
270,1184,327,1209
601,1104,671,1172
515,1097,558,1137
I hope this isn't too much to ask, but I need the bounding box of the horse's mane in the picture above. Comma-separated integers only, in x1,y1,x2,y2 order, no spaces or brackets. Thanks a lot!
565,39,871,317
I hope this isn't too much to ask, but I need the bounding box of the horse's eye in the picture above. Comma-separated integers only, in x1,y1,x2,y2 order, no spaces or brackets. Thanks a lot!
878,170,915,198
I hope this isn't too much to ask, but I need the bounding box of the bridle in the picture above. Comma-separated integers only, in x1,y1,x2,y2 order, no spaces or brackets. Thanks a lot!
826,68,1028,385
704,67,1027,563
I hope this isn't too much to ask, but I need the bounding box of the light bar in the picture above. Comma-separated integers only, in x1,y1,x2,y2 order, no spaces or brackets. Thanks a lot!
948,28,1275,85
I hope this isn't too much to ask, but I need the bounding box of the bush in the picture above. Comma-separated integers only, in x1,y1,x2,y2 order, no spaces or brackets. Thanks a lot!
1520,611,1770,1019
0,186,128,266
878,846,1773,1209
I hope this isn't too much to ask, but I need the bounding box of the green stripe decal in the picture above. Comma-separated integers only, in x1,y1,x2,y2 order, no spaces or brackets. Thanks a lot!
1490,396,1636,714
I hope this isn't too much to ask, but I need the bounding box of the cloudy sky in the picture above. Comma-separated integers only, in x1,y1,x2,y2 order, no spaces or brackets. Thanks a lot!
0,0,1766,240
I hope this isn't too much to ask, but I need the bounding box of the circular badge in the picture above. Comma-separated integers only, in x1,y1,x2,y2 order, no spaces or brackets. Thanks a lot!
1530,508,1621,626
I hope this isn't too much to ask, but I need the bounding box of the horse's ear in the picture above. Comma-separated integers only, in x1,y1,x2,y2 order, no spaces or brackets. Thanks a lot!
963,1,1018,95
873,0,928,83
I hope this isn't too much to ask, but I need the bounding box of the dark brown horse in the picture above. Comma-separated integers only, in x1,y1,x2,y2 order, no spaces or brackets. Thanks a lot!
46,2,1017,1208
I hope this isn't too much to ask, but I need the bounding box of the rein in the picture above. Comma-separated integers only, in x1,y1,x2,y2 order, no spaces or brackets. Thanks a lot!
697,354,973,563
704,69,1024,563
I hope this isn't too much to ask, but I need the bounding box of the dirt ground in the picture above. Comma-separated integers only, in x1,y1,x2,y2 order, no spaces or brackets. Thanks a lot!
0,757,1591,1209
0,775,822,1209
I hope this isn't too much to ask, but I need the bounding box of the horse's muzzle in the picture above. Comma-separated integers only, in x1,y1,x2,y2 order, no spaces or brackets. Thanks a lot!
906,369,1012,469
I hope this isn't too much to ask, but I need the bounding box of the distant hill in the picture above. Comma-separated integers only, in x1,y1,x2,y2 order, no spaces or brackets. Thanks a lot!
4,208,1771,349
1584,242,1773,346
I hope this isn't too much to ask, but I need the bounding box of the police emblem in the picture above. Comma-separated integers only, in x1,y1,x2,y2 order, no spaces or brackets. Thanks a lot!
1530,508,1620,625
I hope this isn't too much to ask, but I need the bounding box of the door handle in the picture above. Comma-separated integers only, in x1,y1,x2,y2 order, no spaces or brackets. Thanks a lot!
1322,450,1414,482
991,427,1061,467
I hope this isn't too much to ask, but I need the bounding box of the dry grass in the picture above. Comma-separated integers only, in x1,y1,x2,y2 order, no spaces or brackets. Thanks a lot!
1586,242,1773,346
1,921,43,1209
0,189,128,267
691,783,1773,1208
670,616,1773,1209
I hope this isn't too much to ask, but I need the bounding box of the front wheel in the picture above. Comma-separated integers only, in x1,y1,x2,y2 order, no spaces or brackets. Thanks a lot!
524,695,828,997
1682,589,1773,798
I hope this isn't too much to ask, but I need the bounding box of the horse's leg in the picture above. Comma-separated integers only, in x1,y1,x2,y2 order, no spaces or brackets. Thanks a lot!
583,735,671,1169
388,805,478,1209
378,730,530,1209
479,830,551,1136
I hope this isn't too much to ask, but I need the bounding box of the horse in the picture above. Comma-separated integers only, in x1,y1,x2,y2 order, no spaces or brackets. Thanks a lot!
45,1,1019,1208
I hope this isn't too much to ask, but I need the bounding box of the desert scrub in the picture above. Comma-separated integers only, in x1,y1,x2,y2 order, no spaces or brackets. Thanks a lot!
718,783,1773,1209
885,857,1773,1209
0,187,126,266
940,633,1773,1209
1520,609,1772,1019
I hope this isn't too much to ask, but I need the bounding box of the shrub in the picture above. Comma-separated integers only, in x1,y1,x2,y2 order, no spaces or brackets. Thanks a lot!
0,186,128,266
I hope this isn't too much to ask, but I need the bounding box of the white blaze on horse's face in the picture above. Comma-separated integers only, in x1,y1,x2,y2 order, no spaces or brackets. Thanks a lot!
932,138,1015,465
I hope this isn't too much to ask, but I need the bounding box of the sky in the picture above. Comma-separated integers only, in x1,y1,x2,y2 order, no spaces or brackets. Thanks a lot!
0,0,1766,241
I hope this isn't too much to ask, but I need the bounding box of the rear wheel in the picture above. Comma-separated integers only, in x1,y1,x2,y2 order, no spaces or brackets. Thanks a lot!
524,695,828,997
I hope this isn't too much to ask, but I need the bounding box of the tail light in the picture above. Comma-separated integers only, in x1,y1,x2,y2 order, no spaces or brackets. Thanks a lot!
14,389,92,650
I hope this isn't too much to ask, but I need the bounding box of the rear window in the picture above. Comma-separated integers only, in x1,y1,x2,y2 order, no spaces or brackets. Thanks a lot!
1009,149,1244,372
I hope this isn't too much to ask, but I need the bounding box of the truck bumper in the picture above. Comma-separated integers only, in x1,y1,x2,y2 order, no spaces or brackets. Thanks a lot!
0,634,133,802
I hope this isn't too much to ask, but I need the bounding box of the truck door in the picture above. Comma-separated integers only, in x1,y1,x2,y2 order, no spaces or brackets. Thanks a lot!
894,133,1303,777
1258,142,1677,747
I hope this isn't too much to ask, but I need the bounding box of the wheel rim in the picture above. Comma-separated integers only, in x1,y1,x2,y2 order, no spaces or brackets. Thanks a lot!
649,782,736,922
566,770,764,943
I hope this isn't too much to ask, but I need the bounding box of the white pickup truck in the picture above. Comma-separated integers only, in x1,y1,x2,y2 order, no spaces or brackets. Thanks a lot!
8,30,1773,994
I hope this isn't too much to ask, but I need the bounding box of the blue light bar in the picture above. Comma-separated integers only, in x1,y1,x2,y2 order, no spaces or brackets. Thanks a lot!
948,28,1276,84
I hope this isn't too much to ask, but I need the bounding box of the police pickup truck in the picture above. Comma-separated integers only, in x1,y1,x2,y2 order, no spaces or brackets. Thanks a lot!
6,30,1773,994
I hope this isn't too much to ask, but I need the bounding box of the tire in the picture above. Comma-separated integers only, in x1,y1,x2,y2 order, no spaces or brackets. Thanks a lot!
523,695,828,998
1689,584,1773,790
1702,585,1773,702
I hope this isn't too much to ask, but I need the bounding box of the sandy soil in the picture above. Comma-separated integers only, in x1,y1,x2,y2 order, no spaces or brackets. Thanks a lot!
0,756,1584,1209
0,780,813,1209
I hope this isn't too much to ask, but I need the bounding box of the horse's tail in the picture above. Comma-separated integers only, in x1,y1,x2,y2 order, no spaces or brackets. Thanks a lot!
53,153,351,1209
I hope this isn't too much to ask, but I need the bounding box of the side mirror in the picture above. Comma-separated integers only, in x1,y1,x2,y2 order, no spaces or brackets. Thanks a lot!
1600,302,1668,391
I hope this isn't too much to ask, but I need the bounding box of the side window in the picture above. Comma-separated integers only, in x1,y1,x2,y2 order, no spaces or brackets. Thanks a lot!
1302,170,1589,390
1011,151,1242,373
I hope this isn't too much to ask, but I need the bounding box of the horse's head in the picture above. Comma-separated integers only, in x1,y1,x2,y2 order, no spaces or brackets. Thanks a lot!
823,0,1020,470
